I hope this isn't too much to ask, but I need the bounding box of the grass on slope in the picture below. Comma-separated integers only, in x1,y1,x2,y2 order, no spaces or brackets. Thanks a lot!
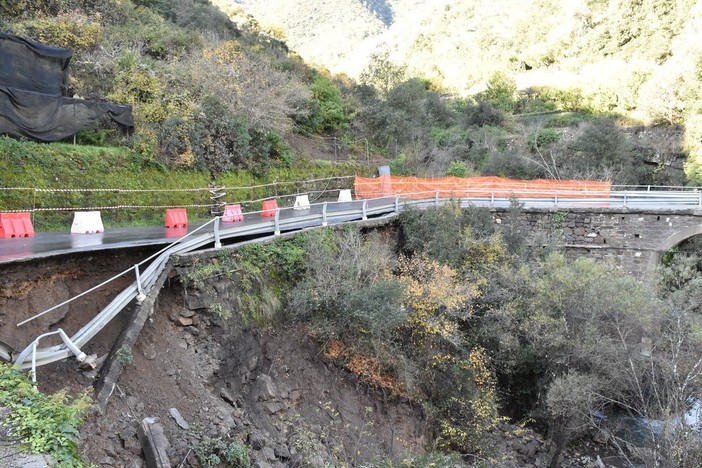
0,138,371,231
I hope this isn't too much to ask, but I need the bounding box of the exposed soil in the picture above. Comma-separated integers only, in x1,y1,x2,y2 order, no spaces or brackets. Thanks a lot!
0,248,159,365
79,269,430,467
1,247,430,467
1,245,623,467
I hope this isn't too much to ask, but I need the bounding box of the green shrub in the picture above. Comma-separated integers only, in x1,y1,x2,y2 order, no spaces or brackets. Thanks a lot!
527,128,559,151
11,11,103,50
287,229,406,343
399,203,495,267
190,95,253,175
195,437,251,468
296,73,353,133
446,160,470,177
0,364,91,467
479,72,517,112
463,100,505,128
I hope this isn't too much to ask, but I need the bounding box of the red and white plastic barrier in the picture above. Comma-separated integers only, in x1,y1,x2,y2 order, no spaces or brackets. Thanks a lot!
0,212,34,238
71,211,104,234
165,208,188,228
338,189,352,202
293,195,310,210
222,204,244,222
261,199,278,217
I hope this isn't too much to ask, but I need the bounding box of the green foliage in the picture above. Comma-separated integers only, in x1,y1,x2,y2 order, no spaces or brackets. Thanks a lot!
115,346,133,366
208,302,231,320
195,436,251,468
108,51,171,124
183,238,305,326
134,0,240,40
296,73,353,133
105,5,201,59
543,112,593,128
527,128,559,151
0,0,91,19
463,101,505,128
388,153,409,175
190,95,254,175
0,364,91,467
399,202,495,268
359,77,458,164
10,11,103,50
360,50,407,97
480,72,517,113
288,229,406,343
237,237,306,285
501,197,526,255
446,160,470,177
529,88,587,114
75,127,115,147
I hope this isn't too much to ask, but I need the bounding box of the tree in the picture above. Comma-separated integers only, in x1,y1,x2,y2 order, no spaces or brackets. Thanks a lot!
546,372,603,467
189,95,253,175
485,253,702,466
481,71,517,112
359,50,407,98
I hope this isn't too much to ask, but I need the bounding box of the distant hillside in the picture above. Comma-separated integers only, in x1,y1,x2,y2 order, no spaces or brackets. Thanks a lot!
1,0,699,186
220,0,702,121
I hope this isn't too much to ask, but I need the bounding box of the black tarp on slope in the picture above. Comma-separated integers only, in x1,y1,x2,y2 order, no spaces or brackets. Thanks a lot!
0,32,134,142
0,32,72,95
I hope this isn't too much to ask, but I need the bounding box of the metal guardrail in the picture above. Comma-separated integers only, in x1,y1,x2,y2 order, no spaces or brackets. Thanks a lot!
9,188,702,376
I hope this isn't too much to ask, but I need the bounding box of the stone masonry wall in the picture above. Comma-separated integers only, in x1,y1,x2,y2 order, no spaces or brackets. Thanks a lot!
491,207,702,281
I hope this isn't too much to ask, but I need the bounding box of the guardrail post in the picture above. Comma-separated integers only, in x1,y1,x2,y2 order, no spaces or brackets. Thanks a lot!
134,265,146,303
362,199,368,221
698,192,702,207
214,216,222,249
274,208,281,235
322,202,328,227
31,340,38,384
554,194,558,207
395,196,400,213
16,329,88,382
490,192,495,207
624,193,628,207
435,190,440,207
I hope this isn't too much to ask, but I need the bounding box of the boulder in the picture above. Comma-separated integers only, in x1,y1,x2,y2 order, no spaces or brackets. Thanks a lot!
137,417,171,468
169,407,190,430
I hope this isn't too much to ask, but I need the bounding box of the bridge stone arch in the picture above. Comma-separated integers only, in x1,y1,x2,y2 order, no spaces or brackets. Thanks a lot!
491,207,702,282
645,223,702,279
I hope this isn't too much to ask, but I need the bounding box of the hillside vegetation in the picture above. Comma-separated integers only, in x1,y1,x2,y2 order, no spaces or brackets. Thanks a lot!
2,2,702,467
173,207,702,467
226,0,702,181
1,0,696,197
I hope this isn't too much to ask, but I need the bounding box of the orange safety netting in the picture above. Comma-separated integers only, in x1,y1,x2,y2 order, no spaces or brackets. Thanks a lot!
354,176,611,199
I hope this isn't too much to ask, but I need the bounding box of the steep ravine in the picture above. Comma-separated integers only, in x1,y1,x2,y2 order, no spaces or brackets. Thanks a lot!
76,263,430,467
4,237,608,467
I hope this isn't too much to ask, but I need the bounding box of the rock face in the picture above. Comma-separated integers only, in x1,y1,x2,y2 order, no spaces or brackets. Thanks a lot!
137,417,171,468
0,446,55,468
168,408,189,430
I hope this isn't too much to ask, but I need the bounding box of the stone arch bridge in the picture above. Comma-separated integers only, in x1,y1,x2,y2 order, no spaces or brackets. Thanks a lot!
492,207,702,281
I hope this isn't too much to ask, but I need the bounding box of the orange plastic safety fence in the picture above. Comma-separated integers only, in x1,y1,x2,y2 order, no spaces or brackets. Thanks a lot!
354,176,611,199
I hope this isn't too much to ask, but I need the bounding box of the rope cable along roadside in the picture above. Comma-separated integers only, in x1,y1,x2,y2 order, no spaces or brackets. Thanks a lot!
0,176,356,193
0,177,358,214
